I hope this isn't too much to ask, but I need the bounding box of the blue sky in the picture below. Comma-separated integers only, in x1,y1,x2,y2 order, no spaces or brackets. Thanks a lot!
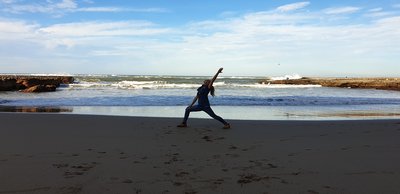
0,0,399,76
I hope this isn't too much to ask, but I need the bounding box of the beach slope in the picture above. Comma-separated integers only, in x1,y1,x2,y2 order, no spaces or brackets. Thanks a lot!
0,113,399,193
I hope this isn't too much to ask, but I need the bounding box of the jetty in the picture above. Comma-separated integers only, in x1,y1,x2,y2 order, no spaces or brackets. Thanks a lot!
261,77,400,91
0,75,74,92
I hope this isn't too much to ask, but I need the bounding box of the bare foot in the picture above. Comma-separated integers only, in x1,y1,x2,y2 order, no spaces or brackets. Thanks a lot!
177,123,187,128
223,124,231,129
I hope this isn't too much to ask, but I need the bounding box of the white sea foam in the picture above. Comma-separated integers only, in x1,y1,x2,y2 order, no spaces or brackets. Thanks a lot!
114,81,199,89
270,74,302,80
67,80,321,90
232,83,321,88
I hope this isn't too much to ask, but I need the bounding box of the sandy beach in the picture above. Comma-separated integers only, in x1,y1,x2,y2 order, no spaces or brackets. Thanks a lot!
0,113,399,194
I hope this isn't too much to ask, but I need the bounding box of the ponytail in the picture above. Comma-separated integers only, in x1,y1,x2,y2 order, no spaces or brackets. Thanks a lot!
210,86,215,96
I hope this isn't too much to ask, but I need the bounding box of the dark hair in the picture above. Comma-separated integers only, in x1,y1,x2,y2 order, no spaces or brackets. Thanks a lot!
210,86,215,96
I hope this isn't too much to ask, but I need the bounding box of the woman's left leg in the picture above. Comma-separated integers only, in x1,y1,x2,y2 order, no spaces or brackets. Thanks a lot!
202,106,229,125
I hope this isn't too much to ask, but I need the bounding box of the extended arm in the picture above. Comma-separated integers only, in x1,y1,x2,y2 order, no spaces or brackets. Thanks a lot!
208,67,223,88
188,95,198,107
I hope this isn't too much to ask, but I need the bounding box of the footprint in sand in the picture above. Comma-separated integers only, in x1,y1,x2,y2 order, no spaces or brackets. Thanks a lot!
52,163,69,168
225,153,240,158
59,162,98,178
60,186,82,193
175,171,189,177
173,182,184,186
229,145,238,150
122,179,133,183
202,136,212,142
202,135,225,142
213,179,224,185
164,153,183,164
183,190,197,194
237,174,269,185
341,147,351,150
268,163,278,168
307,189,319,194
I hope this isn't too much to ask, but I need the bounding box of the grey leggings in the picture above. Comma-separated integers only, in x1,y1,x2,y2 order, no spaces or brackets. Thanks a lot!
182,105,228,125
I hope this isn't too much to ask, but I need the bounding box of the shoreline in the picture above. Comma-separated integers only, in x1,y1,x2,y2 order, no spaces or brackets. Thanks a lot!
1,105,400,120
1,113,400,193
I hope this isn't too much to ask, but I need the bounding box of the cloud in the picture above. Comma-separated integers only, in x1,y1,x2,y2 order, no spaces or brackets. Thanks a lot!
276,1,310,12
365,11,394,18
1,0,74,14
1,3,400,75
0,0,16,4
76,7,169,13
76,7,128,12
394,4,400,8
1,0,168,15
0,19,38,38
368,8,383,12
324,6,361,14
39,21,171,37
56,0,77,9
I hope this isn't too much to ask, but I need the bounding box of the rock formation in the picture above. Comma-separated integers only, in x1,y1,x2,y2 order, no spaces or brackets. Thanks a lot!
260,77,400,91
0,75,74,93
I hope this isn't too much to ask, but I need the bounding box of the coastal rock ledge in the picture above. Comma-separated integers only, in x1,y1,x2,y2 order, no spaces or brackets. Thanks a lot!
0,75,74,92
261,77,400,91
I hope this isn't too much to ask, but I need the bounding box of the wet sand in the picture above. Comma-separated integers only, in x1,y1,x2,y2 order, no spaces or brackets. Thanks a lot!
0,113,400,193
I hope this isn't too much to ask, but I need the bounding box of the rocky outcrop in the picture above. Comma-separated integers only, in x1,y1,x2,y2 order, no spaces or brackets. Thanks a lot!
0,106,73,113
22,85,57,93
260,77,400,91
0,75,74,92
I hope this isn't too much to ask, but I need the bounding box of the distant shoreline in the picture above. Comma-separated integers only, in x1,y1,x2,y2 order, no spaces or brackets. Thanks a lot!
1,74,400,92
261,77,400,91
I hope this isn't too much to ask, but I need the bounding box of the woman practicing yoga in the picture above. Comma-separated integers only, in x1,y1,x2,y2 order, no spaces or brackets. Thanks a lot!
177,68,230,129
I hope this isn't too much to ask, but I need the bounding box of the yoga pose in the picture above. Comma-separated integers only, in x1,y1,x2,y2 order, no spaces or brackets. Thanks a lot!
177,68,230,129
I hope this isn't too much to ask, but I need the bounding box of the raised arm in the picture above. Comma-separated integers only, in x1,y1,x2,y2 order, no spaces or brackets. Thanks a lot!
208,67,223,88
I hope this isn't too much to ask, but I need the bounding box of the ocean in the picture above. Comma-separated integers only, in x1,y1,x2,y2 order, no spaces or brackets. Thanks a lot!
1,74,400,120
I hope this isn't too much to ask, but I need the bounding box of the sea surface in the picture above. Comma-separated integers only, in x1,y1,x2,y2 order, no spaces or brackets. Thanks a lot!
1,74,400,120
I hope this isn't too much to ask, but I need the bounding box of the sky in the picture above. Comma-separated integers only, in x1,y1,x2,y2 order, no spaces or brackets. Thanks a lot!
0,0,399,76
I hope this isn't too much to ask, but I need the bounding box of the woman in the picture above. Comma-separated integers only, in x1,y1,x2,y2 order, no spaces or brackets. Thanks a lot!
177,68,230,129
